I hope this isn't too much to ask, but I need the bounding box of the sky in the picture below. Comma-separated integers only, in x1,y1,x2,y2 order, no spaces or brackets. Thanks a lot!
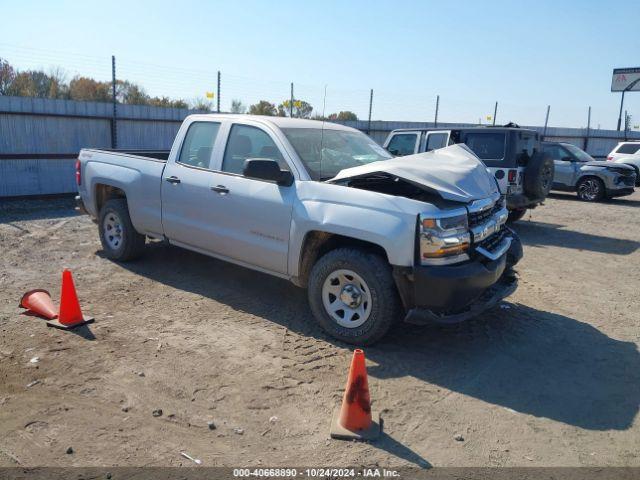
1,0,639,130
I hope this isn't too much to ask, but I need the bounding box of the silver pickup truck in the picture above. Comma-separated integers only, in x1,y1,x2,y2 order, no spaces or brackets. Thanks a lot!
76,114,522,344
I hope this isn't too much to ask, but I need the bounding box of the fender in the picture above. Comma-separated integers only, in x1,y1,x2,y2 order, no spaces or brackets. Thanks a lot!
287,182,425,277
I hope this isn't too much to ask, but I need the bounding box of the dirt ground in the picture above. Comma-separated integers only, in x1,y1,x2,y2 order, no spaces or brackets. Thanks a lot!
0,191,638,468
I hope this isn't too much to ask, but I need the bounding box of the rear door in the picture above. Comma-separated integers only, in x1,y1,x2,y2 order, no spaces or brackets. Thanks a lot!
161,120,226,252
423,131,450,152
384,131,421,156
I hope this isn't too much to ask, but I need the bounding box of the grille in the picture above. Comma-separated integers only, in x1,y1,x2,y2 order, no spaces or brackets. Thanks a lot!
468,201,502,229
477,227,507,252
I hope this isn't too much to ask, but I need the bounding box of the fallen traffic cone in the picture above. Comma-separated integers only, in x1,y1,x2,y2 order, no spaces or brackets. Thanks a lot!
330,349,381,441
46,269,94,330
19,289,58,320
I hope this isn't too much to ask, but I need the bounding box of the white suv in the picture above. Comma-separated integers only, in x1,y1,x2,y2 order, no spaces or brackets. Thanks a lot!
607,142,640,184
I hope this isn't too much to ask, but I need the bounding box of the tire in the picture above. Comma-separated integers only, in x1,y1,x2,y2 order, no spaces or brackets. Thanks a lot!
524,151,554,200
98,198,146,261
507,208,527,223
307,248,402,345
576,177,604,202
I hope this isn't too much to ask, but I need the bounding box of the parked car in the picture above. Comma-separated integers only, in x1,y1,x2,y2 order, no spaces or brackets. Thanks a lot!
76,115,522,345
383,125,554,222
607,141,640,184
543,142,636,201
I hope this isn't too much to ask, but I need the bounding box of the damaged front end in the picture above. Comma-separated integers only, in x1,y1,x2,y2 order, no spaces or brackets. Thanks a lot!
329,146,522,325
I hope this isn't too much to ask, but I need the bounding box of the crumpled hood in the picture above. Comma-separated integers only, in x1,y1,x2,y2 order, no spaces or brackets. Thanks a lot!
584,161,634,170
330,144,499,202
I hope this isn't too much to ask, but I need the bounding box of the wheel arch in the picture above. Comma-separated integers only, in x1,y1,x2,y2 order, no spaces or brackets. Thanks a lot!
292,230,390,288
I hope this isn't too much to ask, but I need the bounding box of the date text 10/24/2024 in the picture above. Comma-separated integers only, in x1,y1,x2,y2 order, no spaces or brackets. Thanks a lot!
233,468,401,478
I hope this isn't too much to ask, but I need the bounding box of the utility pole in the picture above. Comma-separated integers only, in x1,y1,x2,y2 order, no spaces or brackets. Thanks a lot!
624,110,629,140
111,55,117,149
543,105,550,139
584,106,591,151
216,71,221,113
290,83,294,117
367,89,373,135
492,101,498,126
617,91,626,131
434,95,439,127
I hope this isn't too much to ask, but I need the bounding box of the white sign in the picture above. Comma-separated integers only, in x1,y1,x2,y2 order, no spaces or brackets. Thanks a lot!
611,67,640,92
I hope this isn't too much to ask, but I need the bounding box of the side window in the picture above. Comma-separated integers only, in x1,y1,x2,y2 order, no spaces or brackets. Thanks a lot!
543,145,566,160
616,143,640,154
222,124,287,175
178,122,220,168
386,133,417,156
425,132,448,152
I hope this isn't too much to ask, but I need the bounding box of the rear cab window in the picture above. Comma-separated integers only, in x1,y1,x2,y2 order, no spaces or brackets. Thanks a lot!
386,133,418,156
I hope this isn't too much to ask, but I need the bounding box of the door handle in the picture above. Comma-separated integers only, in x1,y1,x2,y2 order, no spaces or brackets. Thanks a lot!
210,185,229,194
165,176,181,184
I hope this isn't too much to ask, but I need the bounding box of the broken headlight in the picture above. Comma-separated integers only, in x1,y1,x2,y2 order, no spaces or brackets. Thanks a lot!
419,212,470,265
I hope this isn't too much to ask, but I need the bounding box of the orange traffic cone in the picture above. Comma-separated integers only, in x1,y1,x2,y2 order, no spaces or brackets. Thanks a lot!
46,269,94,330
19,289,58,320
330,349,381,441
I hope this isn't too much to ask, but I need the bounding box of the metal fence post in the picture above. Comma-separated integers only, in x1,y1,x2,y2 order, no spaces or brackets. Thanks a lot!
543,105,550,139
290,83,294,117
111,55,117,149
217,71,221,113
584,106,591,151
492,101,498,126
434,95,439,127
367,89,373,135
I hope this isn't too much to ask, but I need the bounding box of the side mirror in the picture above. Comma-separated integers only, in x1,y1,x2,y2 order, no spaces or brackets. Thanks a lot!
387,148,399,156
243,158,294,186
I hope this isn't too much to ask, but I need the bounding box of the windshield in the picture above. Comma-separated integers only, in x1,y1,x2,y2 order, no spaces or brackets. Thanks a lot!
282,128,392,180
564,143,594,162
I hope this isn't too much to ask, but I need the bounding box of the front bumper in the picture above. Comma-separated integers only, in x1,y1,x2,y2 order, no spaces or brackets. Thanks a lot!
606,186,635,198
394,230,522,325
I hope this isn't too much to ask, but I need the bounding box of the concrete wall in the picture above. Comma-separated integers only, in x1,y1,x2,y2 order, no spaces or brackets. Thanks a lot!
1,95,639,197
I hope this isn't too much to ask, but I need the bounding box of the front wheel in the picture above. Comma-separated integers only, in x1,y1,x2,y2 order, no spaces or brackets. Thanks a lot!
307,248,402,345
576,177,604,202
98,198,146,261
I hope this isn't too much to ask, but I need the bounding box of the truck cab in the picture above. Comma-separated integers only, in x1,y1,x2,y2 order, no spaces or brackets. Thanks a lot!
384,126,554,222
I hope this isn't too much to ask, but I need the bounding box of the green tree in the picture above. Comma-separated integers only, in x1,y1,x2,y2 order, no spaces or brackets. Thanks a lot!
231,99,246,114
0,58,16,95
249,100,277,116
277,99,313,118
191,98,213,112
336,111,358,121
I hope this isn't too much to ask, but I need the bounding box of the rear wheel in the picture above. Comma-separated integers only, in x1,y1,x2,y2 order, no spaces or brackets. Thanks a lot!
308,248,401,345
98,198,146,261
576,177,604,202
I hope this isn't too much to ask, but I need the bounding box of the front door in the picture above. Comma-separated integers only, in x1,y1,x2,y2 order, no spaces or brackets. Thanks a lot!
206,123,295,275
544,144,576,187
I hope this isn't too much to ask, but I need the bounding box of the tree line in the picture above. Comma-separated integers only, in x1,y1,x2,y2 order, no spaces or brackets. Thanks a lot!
0,57,359,119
